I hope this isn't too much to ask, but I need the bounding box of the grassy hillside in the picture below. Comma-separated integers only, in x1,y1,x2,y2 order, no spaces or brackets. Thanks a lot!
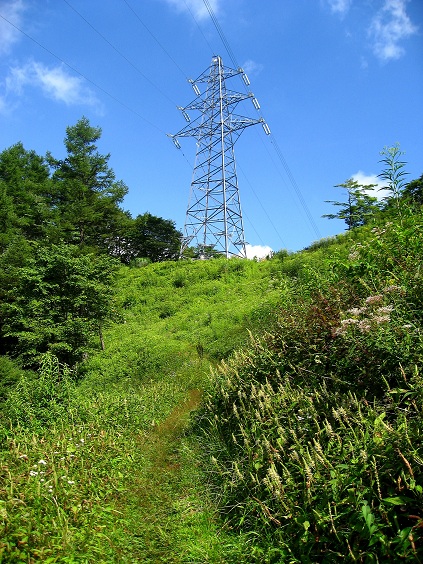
1,212,422,562
0,257,286,562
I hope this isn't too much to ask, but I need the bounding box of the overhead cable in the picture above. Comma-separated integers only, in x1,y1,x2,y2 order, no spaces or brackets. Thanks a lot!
62,0,177,107
200,0,322,240
122,0,189,81
0,11,165,134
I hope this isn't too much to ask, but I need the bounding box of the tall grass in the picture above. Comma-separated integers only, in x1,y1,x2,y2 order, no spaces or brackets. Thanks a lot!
195,214,423,562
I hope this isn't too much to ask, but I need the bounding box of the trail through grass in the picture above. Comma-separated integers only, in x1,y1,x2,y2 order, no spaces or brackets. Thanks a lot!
114,388,248,563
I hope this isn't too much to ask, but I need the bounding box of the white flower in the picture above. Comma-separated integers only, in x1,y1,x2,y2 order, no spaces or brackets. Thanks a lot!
365,295,383,305
376,305,394,314
29,470,38,476
67,480,75,485
38,459,47,465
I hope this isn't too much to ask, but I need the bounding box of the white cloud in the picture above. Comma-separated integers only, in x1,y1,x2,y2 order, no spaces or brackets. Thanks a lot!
369,0,418,61
163,0,220,21
352,170,389,200
326,0,352,17
0,0,25,55
241,59,264,78
245,244,273,260
4,61,99,107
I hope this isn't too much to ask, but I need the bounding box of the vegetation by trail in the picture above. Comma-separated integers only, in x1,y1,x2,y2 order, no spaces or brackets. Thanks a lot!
0,121,422,561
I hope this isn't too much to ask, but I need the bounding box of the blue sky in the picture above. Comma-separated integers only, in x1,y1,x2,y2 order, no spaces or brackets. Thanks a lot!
1,0,422,256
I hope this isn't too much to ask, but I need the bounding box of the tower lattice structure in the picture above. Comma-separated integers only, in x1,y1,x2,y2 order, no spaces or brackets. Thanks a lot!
169,55,270,259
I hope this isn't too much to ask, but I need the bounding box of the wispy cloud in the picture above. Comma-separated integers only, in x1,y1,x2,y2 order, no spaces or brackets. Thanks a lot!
326,0,352,17
163,0,220,21
369,0,418,61
0,0,25,55
2,61,100,110
241,59,264,78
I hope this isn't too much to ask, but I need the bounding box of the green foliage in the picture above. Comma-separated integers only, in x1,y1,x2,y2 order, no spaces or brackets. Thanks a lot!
323,178,379,230
0,356,27,404
3,353,75,431
0,243,119,366
0,142,51,247
195,210,423,562
129,211,182,262
403,173,423,207
47,117,129,250
378,143,409,216
0,255,282,562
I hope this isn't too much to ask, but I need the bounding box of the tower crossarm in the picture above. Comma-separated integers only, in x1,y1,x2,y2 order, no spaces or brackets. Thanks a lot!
169,116,263,141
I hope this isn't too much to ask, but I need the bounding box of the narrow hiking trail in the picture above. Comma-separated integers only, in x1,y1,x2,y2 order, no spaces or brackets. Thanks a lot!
117,389,229,563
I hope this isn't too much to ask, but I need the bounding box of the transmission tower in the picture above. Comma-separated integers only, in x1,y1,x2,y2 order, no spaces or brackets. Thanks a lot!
169,55,270,259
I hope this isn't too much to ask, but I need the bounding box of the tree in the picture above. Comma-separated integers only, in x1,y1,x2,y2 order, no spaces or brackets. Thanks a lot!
130,212,182,262
402,173,423,207
47,117,128,250
0,242,118,367
0,143,52,244
323,178,379,230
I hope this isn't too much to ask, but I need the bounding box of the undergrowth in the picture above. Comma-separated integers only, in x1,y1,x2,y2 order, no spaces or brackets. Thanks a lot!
195,214,423,562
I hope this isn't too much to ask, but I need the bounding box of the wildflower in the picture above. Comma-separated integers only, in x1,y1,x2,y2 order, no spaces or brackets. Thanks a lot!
38,459,47,465
347,307,366,316
348,250,360,261
29,470,38,476
341,318,358,326
18,454,29,461
67,480,75,485
376,305,394,314
365,295,383,305
383,285,404,294
372,315,390,324
358,320,372,333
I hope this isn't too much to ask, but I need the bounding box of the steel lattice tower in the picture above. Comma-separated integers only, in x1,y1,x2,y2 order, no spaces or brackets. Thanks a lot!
169,55,270,259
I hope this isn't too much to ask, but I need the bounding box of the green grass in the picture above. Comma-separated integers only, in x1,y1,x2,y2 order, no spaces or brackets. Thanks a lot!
0,258,282,562
1,213,422,562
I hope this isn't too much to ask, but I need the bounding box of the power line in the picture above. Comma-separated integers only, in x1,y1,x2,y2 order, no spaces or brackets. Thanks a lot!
237,164,287,248
202,0,239,69
200,0,322,240
182,0,215,57
0,11,165,134
122,0,189,81
62,0,177,107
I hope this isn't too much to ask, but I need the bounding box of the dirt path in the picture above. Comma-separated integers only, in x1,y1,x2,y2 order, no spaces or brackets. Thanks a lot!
117,389,227,563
